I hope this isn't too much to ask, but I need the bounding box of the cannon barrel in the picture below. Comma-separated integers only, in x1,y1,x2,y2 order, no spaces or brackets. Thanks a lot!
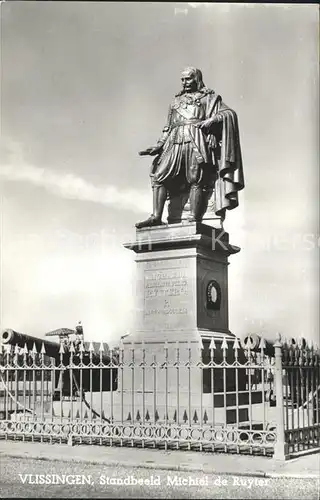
1,328,117,365
241,333,302,357
1,328,119,394
1,329,61,358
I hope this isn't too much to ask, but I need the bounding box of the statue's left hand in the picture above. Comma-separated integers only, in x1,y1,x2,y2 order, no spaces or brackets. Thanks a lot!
197,116,221,131
198,118,214,129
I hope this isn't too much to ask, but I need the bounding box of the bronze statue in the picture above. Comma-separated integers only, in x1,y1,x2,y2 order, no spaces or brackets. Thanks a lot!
136,67,244,229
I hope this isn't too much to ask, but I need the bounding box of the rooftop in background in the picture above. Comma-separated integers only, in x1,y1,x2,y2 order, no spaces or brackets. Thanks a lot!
45,322,84,339
45,328,76,338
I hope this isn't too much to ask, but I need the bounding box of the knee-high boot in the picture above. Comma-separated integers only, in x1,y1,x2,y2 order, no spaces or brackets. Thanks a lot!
135,184,167,228
188,184,204,222
153,184,167,220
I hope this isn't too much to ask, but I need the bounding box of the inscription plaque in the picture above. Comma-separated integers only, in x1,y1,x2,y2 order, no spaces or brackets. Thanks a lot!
144,268,190,321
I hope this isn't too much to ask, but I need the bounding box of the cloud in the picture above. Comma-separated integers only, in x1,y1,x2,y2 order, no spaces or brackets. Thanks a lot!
0,163,151,214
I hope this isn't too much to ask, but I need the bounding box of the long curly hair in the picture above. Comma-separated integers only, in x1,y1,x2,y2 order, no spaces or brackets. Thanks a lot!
176,67,207,96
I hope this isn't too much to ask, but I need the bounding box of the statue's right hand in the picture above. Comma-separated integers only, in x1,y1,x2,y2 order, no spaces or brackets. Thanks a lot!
139,146,162,156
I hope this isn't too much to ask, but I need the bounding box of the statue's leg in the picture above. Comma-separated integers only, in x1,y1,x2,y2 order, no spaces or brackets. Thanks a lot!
188,184,204,222
135,180,167,229
187,151,205,223
136,144,180,228
152,182,167,221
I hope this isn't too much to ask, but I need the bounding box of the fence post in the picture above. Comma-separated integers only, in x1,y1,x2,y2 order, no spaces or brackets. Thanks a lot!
274,334,289,460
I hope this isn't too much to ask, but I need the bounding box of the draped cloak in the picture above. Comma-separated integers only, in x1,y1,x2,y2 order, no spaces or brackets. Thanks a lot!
151,89,244,217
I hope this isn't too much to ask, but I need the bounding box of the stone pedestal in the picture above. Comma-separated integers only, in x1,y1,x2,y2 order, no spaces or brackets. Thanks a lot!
119,222,244,424
124,222,239,342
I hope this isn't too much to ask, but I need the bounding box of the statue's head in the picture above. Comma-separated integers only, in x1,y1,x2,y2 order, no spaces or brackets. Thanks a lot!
181,67,205,93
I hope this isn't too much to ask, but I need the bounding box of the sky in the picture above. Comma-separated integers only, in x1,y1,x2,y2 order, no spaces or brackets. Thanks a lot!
0,2,319,345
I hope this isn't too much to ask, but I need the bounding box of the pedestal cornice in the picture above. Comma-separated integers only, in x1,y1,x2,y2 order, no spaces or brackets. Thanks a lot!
123,222,240,256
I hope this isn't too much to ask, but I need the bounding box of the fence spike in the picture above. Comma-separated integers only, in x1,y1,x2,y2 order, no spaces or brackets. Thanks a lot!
88,341,94,352
183,410,188,423
233,337,240,350
155,410,159,422
145,410,150,421
173,410,177,422
127,412,131,421
193,410,198,423
306,338,313,350
75,409,80,419
99,342,104,352
83,409,88,419
221,337,228,350
136,410,141,421
259,337,266,350
59,343,65,354
32,342,38,354
209,338,216,350
79,342,85,353
203,410,208,424
69,342,75,353
40,342,46,355
14,344,20,355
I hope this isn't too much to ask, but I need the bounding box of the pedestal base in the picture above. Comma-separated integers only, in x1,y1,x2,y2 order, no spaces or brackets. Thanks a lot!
117,338,251,425
120,222,244,424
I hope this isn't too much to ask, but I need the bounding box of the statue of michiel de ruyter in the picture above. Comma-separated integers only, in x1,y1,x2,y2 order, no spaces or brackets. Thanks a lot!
136,67,244,229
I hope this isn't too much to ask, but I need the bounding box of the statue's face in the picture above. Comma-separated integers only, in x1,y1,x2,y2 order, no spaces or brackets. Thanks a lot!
181,70,197,93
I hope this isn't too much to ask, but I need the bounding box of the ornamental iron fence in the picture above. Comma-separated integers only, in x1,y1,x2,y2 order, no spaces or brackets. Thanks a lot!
0,335,319,459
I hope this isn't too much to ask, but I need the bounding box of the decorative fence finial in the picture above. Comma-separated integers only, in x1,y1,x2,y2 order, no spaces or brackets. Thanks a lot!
209,338,216,350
